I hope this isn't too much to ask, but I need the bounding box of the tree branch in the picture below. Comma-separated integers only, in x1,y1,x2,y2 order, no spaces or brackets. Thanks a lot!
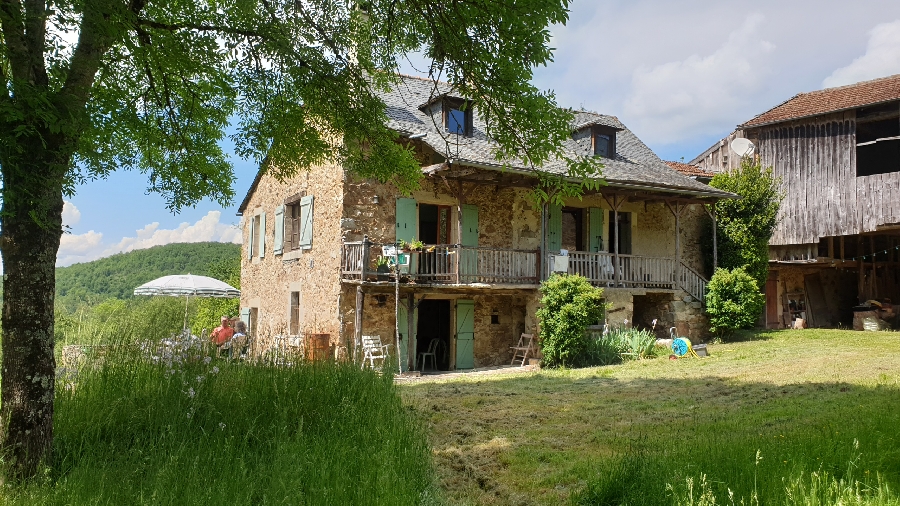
0,0,32,84
22,0,47,87
135,17,266,39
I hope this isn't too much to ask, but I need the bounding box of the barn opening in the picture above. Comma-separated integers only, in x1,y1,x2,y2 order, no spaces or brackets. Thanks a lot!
856,101,900,177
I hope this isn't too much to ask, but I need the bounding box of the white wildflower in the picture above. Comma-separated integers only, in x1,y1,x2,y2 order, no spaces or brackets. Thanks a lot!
187,387,196,398
211,366,219,375
196,375,204,383
219,422,226,431
204,356,212,364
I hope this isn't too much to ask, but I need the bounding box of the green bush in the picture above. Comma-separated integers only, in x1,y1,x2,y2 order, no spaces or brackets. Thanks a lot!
537,274,605,368
584,327,658,366
705,267,765,338
705,157,783,288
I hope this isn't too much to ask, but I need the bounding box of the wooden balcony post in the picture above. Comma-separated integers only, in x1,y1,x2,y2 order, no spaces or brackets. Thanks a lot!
602,194,626,287
354,286,364,360
666,201,687,290
704,205,718,270
361,235,371,279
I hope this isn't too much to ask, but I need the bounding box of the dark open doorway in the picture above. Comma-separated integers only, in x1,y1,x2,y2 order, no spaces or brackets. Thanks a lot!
416,299,452,370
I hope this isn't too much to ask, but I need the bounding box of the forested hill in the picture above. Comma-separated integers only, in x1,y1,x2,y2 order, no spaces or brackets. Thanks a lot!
55,242,241,311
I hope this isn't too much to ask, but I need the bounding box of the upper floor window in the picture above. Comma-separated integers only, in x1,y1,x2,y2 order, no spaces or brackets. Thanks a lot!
444,99,472,136
856,101,900,177
593,126,617,158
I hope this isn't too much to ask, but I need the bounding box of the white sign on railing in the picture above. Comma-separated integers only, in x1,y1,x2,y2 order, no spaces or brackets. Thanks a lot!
381,246,410,266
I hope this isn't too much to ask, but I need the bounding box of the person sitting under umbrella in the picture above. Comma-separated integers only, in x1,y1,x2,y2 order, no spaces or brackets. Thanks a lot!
211,316,235,355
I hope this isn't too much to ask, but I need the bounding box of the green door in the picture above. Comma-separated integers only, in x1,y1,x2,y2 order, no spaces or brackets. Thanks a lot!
396,198,418,273
587,207,604,252
460,204,479,281
547,204,562,252
455,299,475,369
398,304,417,372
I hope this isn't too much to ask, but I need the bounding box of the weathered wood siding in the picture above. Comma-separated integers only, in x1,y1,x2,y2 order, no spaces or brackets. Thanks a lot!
758,111,900,246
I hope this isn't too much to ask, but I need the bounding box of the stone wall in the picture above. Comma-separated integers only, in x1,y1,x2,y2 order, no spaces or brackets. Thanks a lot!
339,286,538,369
239,161,346,347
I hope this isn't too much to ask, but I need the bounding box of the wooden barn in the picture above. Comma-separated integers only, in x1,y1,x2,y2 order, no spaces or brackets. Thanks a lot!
693,74,900,329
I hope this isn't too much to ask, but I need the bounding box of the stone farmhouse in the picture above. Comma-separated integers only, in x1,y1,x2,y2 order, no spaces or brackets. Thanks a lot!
237,74,735,370
693,74,900,329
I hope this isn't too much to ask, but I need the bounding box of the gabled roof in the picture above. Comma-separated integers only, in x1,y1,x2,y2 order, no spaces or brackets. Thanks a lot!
741,73,900,128
665,161,714,179
380,74,734,198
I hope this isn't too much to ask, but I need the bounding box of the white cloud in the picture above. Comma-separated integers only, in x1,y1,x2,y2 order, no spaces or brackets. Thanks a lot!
62,200,81,227
822,20,900,88
623,14,775,144
56,210,241,267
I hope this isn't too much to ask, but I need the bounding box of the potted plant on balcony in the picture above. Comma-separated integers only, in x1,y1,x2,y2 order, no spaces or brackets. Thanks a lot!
372,256,391,281
409,240,425,252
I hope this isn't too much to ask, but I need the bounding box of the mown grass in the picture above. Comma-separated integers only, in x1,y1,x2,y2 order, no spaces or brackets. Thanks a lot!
401,329,900,505
2,346,436,505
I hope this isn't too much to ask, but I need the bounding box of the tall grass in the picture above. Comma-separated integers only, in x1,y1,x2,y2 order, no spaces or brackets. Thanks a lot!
5,306,437,505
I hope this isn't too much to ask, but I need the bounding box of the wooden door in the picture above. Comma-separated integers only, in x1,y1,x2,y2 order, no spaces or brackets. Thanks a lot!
398,305,416,372
765,273,780,328
455,299,475,369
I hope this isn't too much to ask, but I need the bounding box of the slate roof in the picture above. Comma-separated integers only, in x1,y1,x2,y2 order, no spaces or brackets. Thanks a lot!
381,74,733,198
664,161,714,179
741,73,900,128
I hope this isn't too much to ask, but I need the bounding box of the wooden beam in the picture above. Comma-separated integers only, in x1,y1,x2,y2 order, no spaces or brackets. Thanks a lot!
407,293,416,372
354,286,364,360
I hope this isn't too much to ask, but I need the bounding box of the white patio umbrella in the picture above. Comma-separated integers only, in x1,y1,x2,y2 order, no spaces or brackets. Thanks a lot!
134,274,241,332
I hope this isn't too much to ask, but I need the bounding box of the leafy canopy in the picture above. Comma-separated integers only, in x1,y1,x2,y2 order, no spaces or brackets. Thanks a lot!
1,0,591,211
707,157,784,287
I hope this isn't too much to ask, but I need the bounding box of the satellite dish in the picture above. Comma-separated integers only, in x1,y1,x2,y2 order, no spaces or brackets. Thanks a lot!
730,137,755,157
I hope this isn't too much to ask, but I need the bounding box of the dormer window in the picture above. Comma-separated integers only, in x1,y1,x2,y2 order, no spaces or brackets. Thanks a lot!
443,99,472,136
592,126,617,158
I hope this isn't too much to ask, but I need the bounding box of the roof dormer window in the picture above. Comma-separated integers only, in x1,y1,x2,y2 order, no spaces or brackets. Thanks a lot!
593,126,617,158
444,99,472,136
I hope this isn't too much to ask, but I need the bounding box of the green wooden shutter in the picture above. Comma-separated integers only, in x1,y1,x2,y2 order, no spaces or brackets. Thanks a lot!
455,299,475,369
547,204,562,252
299,196,314,249
274,205,285,255
395,198,417,243
588,207,604,252
461,204,479,246
248,216,255,258
240,308,251,328
460,205,479,280
258,212,266,258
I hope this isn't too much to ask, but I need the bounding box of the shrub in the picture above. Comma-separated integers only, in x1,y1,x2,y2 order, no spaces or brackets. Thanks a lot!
537,274,605,368
705,157,784,288
584,327,657,366
705,267,765,338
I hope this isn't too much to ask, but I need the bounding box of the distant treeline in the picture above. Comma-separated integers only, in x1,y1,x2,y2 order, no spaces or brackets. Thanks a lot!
54,242,241,312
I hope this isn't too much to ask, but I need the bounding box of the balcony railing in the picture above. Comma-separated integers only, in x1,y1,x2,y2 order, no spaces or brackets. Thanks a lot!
550,251,707,301
341,240,540,285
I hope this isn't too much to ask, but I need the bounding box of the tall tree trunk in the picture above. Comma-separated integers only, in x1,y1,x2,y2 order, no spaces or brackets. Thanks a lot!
0,144,65,479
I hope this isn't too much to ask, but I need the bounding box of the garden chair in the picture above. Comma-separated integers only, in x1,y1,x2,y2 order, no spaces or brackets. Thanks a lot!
418,338,440,371
510,333,537,366
361,335,392,370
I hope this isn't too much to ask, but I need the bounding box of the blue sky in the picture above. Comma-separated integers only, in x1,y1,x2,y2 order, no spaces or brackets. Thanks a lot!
58,0,900,266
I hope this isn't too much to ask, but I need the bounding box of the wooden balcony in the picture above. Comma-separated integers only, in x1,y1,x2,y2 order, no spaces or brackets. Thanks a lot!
551,251,708,301
341,240,540,286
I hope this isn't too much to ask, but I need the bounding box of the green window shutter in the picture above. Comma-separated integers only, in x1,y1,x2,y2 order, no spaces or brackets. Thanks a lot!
588,207,604,252
248,216,255,258
274,205,285,255
258,211,266,258
547,204,562,252
395,198,417,243
461,204,479,247
240,308,251,328
455,299,475,369
299,196,314,249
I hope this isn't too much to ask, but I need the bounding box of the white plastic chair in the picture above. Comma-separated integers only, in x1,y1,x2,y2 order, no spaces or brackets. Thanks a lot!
418,338,440,371
361,335,392,369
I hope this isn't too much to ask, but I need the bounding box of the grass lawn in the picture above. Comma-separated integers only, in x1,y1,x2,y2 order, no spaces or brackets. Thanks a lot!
401,329,900,505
